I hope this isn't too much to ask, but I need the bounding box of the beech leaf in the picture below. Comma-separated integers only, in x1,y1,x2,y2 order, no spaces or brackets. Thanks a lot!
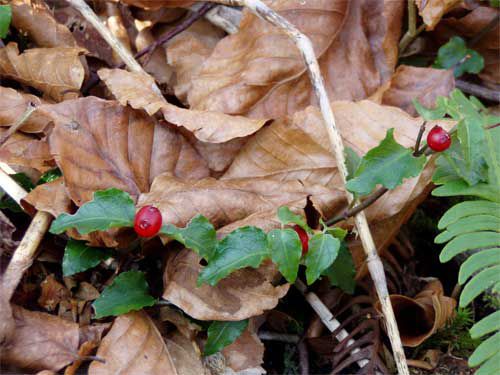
204,320,249,356
198,226,269,286
267,228,302,283
62,240,113,276
93,271,156,318
346,129,426,196
305,233,340,285
50,188,135,235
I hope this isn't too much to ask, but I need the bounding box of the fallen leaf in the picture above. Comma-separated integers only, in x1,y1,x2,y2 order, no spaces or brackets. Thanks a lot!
0,128,54,173
160,305,201,340
188,0,348,116
375,280,457,347
98,68,268,143
0,87,51,133
39,96,208,205
38,274,71,311
1,305,80,372
0,210,18,254
11,0,78,48
88,311,177,374
415,0,462,30
74,281,100,301
22,177,73,217
189,0,403,119
166,331,207,375
120,0,194,9
64,340,98,375
163,250,289,321
221,324,265,373
0,43,85,102
378,65,455,116
104,2,132,66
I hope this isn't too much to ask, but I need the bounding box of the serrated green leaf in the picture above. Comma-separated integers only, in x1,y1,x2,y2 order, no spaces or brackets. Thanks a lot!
438,201,500,229
321,242,356,293
204,320,249,356
460,264,500,307
470,310,500,339
50,188,135,235
440,232,500,262
92,271,155,318
305,233,340,285
345,147,361,180
268,228,302,283
346,129,426,196
435,215,500,243
0,5,11,38
458,248,500,284
469,331,500,367
62,240,113,276
161,215,216,261
433,36,484,77
198,226,269,286
277,206,311,233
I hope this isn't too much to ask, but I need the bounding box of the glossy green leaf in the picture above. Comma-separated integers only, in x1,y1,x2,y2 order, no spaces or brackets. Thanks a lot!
460,264,500,307
433,36,484,77
277,206,311,233
0,5,11,38
346,129,426,196
321,243,356,293
37,168,62,185
198,226,269,286
268,228,302,283
325,227,348,241
440,232,500,262
204,320,249,356
345,147,361,180
161,215,217,261
435,215,500,243
470,310,500,339
469,331,500,367
93,271,156,318
50,188,136,235
305,233,340,285
62,240,113,276
438,201,500,229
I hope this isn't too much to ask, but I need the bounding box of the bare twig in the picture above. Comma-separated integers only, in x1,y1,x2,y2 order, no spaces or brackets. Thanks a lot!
258,331,299,344
456,79,500,103
413,122,427,156
0,102,36,148
399,23,425,54
407,0,417,37
0,167,28,206
298,338,309,375
68,1,408,373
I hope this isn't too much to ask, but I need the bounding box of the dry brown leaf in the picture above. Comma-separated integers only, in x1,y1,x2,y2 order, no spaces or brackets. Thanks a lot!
11,0,78,48
0,87,51,133
104,2,133,66
188,0,349,116
189,1,403,119
375,280,456,347
166,332,207,375
138,174,343,229
74,281,100,302
221,324,265,373
98,68,268,143
0,128,54,173
22,178,73,217
120,0,194,9
416,0,462,30
160,306,201,340
64,340,99,375
39,96,208,205
88,311,178,374
0,43,86,102
38,274,71,312
163,250,289,321
378,65,455,116
0,210,18,254
1,305,80,372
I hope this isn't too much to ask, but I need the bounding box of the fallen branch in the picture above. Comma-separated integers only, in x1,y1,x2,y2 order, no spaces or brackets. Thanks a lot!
456,79,500,103
258,331,299,344
68,1,408,373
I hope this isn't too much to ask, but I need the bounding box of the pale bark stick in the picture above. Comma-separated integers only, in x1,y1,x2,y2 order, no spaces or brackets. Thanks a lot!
68,1,408,373
215,1,409,374
0,167,27,206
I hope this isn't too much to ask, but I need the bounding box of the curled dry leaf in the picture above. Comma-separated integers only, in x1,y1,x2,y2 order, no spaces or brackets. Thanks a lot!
160,305,201,340
377,65,455,117
97,68,268,143
0,210,19,254
88,311,178,375
22,178,73,217
38,274,71,311
189,0,403,119
163,250,289,321
0,87,51,133
375,280,456,347
415,0,462,30
0,128,54,173
1,305,80,372
39,96,208,205
221,324,265,374
10,0,78,48
0,43,86,102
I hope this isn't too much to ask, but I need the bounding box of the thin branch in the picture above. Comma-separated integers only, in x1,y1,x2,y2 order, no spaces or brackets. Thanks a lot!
0,102,36,148
413,122,427,156
68,1,408,373
258,331,299,344
456,79,500,103
399,23,425,54
0,167,28,206
407,0,417,37
298,338,309,375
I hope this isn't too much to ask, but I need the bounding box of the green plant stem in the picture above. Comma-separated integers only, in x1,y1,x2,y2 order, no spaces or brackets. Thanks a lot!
408,0,417,37
399,24,426,54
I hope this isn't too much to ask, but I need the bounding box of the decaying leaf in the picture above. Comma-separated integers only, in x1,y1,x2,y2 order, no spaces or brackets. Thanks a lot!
120,0,194,9
22,178,73,217
10,0,78,48
166,332,207,375
98,68,269,143
415,0,462,30
38,274,71,311
1,305,80,372
221,324,265,374
39,97,208,205
376,280,456,347
163,250,289,321
0,43,85,102
88,311,178,374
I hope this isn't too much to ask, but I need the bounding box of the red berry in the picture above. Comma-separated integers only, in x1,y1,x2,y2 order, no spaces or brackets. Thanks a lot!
293,225,309,255
427,126,451,152
134,205,162,237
